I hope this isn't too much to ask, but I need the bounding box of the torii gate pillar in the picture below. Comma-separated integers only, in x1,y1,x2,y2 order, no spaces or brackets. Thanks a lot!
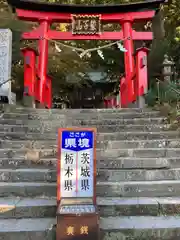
38,21,49,107
122,20,135,104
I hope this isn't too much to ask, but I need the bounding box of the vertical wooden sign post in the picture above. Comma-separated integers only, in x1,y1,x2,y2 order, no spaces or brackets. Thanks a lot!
56,128,99,240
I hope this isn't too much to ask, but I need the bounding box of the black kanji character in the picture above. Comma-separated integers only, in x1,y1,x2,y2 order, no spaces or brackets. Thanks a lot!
65,166,73,178
65,153,74,164
81,179,90,191
64,179,73,191
81,153,90,164
81,166,90,177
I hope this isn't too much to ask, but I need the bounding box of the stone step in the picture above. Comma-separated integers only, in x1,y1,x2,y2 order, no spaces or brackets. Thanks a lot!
97,157,180,169
102,148,180,158
98,197,180,217
0,117,165,126
0,131,179,140
1,216,180,240
106,139,180,149
1,111,160,120
0,197,56,219
0,169,56,182
0,124,171,134
76,124,170,133
1,180,180,198
75,117,165,125
2,106,156,114
0,182,56,197
97,168,180,182
101,216,180,239
1,168,180,182
0,197,180,219
0,218,56,240
1,156,180,169
98,180,180,197
0,139,179,150
1,148,180,160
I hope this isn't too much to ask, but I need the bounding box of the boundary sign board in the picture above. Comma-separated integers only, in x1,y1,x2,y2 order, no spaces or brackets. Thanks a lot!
57,128,97,204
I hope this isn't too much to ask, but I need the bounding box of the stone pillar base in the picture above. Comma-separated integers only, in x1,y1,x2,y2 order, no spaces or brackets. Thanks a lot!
132,96,146,108
136,96,146,108
23,96,35,108
128,102,137,108
35,101,46,109
127,96,146,108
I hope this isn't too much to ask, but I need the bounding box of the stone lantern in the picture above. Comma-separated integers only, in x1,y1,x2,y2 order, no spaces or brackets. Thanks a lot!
162,54,174,82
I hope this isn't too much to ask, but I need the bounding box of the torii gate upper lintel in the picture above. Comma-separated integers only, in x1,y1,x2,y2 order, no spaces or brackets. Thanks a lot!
7,0,166,108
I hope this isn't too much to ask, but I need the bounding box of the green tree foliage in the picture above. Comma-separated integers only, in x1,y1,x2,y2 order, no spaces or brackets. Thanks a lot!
146,0,180,106
163,0,180,39
162,0,180,71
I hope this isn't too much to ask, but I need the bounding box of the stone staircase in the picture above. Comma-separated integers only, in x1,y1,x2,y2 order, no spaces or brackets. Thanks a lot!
1,107,180,239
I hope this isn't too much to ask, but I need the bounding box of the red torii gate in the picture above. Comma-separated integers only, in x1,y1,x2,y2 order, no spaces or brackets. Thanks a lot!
7,0,165,108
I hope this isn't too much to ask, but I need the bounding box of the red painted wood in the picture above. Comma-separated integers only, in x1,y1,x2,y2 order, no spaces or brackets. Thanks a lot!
135,47,149,97
122,20,135,106
21,48,37,97
120,77,126,108
22,29,153,40
47,31,123,40
16,9,156,22
37,21,49,106
44,75,52,109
